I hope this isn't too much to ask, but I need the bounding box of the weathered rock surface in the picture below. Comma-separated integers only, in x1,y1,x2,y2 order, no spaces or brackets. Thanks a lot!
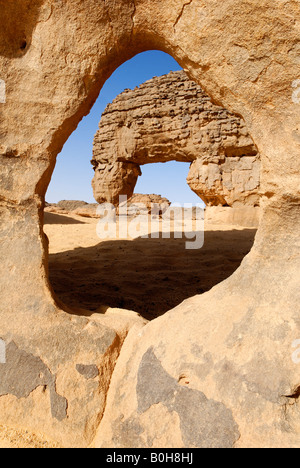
92,71,261,207
0,0,299,448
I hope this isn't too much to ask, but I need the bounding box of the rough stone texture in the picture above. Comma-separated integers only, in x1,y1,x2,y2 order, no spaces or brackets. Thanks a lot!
0,0,300,448
92,71,261,207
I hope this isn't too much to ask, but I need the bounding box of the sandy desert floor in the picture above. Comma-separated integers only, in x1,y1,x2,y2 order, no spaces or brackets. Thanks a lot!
44,211,257,321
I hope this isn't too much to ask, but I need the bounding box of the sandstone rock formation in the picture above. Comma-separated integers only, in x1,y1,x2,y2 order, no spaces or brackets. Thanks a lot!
92,71,261,208
0,0,300,448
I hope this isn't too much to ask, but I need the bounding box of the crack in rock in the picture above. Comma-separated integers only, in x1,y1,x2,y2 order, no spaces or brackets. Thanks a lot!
174,0,193,31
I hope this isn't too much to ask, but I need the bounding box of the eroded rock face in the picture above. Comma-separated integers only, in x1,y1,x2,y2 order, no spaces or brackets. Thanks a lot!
0,0,300,448
92,71,261,207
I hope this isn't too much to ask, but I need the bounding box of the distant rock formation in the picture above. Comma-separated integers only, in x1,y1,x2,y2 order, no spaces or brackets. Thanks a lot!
45,195,171,219
92,71,261,207
45,200,99,218
117,194,171,217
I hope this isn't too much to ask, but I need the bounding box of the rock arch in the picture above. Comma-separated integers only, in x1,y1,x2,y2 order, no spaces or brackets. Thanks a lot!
91,71,261,208
0,0,299,448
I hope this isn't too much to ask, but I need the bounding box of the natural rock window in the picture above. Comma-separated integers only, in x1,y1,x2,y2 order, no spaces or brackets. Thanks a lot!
45,53,259,321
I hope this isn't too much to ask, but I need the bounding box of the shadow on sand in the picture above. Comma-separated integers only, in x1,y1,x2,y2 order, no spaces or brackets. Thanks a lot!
44,212,86,225
49,229,257,321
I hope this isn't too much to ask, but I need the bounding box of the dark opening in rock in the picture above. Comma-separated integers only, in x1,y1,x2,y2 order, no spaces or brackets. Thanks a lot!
20,40,27,50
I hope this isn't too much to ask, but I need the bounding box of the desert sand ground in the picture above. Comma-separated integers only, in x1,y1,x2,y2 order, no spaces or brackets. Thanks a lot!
44,211,257,321
0,211,256,447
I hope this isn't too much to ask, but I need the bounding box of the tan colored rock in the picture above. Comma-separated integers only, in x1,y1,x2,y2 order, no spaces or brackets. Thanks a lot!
92,71,260,207
187,155,261,207
0,0,299,448
92,161,142,206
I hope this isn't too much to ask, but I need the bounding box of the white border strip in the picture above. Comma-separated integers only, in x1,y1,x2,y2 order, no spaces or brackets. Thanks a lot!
0,79,6,104
0,339,6,364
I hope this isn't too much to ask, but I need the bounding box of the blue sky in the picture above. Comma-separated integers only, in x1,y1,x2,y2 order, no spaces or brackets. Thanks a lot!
46,50,202,206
